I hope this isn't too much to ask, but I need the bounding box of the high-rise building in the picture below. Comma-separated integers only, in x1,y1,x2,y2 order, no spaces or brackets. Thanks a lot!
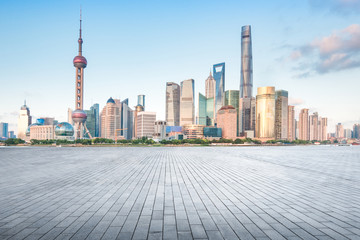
353,124,360,139
154,121,167,140
8,131,15,139
121,99,133,140
0,123,8,139
71,11,90,139
180,79,195,126
225,90,240,134
205,71,216,99
17,101,32,140
256,87,276,139
213,63,225,118
67,108,73,125
137,95,145,111
240,25,253,99
100,97,121,140
198,93,214,126
136,112,156,138
275,90,288,140
298,109,309,141
166,82,180,126
287,106,295,141
320,117,328,141
335,123,344,139
309,112,319,141
238,97,256,137
133,104,144,139
216,105,237,139
344,129,352,139
84,103,99,138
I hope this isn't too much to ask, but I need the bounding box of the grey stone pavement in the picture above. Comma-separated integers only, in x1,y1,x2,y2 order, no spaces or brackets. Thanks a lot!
0,146,360,240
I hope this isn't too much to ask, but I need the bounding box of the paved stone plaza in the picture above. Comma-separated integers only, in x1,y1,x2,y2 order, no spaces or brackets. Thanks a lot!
0,146,359,240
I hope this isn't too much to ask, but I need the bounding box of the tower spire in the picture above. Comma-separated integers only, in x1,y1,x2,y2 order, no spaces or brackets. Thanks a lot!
78,7,83,56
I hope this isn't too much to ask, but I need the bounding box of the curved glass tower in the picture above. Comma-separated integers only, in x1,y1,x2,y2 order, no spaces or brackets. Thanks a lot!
240,25,253,98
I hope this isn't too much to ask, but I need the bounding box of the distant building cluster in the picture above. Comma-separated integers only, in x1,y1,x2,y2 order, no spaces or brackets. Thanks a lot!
5,20,358,144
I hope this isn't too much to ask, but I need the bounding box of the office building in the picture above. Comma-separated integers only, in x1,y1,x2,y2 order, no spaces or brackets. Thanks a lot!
166,82,180,126
203,127,222,138
240,25,253,99
344,129,352,139
205,71,216,98
275,90,288,140
309,112,319,141
121,99,133,140
133,104,144,139
320,117,328,141
183,125,204,139
198,93,214,126
154,121,167,140
18,101,32,140
225,90,239,134
180,79,195,126
287,106,295,141
136,112,156,138
84,103,99,138
0,123,8,139
353,124,360,139
8,131,15,139
216,105,237,139
100,97,121,140
213,63,225,118
137,95,145,111
238,97,256,137
298,109,309,141
335,123,344,139
29,125,55,140
256,87,276,139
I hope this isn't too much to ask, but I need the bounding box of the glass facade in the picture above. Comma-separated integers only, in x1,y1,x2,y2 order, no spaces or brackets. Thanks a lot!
240,25,253,98
198,93,214,126
203,127,222,138
166,82,180,126
180,79,195,126
137,95,145,111
121,99,133,140
84,103,99,138
0,123,8,139
166,126,182,133
256,87,276,138
213,63,225,119
55,122,74,136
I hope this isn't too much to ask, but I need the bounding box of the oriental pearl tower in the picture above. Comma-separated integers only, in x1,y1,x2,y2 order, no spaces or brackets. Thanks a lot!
72,10,91,139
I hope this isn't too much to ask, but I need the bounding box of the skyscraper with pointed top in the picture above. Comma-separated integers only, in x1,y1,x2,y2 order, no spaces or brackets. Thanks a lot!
71,10,91,139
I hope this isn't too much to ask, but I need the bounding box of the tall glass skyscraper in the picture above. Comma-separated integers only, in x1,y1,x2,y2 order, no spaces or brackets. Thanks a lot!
166,82,180,126
198,93,214,126
84,103,99,138
240,25,253,98
213,63,225,119
0,122,8,139
180,79,195,126
121,98,133,140
137,95,145,111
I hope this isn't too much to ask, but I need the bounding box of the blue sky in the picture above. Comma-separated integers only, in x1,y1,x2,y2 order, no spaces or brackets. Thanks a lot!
1,0,359,133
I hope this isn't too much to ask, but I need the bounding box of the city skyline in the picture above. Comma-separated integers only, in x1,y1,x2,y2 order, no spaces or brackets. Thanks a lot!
1,1,360,133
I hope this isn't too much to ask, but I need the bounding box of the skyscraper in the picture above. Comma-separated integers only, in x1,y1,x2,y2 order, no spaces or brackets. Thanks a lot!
166,82,180,126
298,109,309,141
180,79,195,126
205,71,215,99
137,95,145,111
320,118,328,141
240,25,253,99
136,112,156,138
225,90,240,133
0,123,8,139
100,97,121,140
335,123,344,139
121,99,134,140
256,87,276,139
353,124,360,139
238,98,256,137
216,105,237,139
198,93,214,126
213,63,225,118
287,105,295,141
84,103,99,138
17,101,32,140
309,112,319,141
275,90,288,140
71,11,90,139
